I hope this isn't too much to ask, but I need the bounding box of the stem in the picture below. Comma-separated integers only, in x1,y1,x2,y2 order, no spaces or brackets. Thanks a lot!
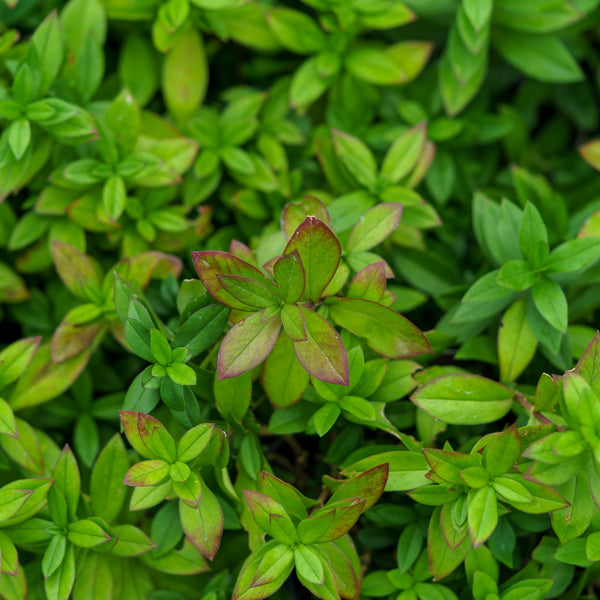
515,391,565,431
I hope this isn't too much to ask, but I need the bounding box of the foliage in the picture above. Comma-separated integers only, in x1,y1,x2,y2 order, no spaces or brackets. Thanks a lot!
2,0,600,598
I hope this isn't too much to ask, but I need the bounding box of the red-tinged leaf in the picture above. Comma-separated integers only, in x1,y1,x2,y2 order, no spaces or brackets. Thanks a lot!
298,500,364,543
124,459,170,486
329,297,432,359
244,490,298,544
273,250,306,304
52,241,103,301
119,411,176,461
428,506,471,580
50,320,104,363
115,251,183,290
230,240,256,264
192,251,278,310
232,540,293,600
259,472,315,519
281,195,332,239
323,535,362,600
346,203,403,253
292,307,348,385
280,304,307,342
217,274,280,310
9,344,90,410
328,463,389,512
180,483,223,560
283,217,341,302
261,334,309,408
218,310,282,379
0,336,41,389
347,261,387,302
575,331,600,396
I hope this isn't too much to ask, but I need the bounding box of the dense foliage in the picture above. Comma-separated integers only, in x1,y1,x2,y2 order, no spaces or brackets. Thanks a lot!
3,0,600,598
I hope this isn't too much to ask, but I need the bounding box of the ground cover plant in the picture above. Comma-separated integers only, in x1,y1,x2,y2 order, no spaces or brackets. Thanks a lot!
3,0,600,598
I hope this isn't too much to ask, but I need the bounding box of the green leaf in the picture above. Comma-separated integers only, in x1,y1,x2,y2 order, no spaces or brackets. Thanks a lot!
251,543,294,588
292,306,348,385
468,486,498,547
7,119,31,161
545,238,600,273
67,517,112,548
0,336,40,391
102,175,127,222
45,542,76,600
492,30,584,83
52,445,80,521
380,122,427,185
42,534,66,578
214,369,251,422
332,129,378,190
106,88,140,156
283,217,341,303
411,374,514,425
173,303,229,358
329,297,432,359
217,310,282,379
531,278,568,333
290,55,333,109
519,202,548,261
177,423,214,463
345,45,410,86
162,25,208,122
267,9,326,54
294,544,324,585
90,434,129,523
551,471,595,544
273,250,306,304
262,334,309,408
481,426,521,477
130,480,172,512
166,363,197,386
312,404,341,437
464,0,492,30
150,329,172,365
496,260,537,291
346,203,403,253
111,524,156,557
498,299,538,383
502,474,569,513
31,11,64,95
